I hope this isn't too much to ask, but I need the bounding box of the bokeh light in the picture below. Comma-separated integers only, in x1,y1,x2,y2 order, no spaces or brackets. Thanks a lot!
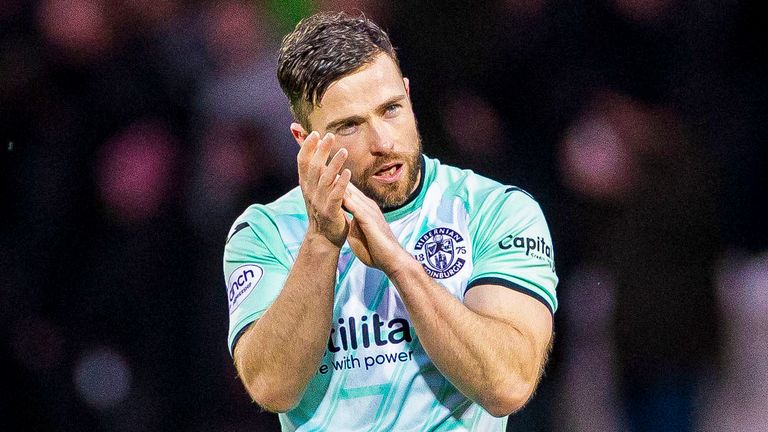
73,346,133,410
559,92,638,202
96,121,178,224
37,0,112,62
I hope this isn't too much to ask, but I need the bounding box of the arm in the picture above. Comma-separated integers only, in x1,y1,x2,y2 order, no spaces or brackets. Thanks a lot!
343,183,554,416
233,236,340,412
233,132,351,412
389,263,552,416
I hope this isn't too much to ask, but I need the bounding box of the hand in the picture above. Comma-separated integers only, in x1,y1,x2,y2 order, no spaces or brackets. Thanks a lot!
297,131,351,248
343,182,408,273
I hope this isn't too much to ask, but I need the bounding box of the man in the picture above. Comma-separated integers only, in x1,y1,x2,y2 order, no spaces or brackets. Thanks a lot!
224,11,558,431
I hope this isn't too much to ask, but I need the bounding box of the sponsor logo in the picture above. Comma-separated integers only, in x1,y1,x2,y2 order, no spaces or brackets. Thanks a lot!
327,313,412,353
227,265,263,313
317,314,415,375
498,235,555,270
414,227,467,279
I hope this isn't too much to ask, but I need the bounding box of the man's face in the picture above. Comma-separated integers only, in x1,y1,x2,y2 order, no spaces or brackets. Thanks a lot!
296,53,422,209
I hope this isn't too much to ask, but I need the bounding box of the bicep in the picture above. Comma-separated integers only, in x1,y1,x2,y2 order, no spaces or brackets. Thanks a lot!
464,284,553,356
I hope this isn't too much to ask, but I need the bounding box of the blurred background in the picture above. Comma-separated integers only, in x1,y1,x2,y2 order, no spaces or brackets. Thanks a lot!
1,0,766,431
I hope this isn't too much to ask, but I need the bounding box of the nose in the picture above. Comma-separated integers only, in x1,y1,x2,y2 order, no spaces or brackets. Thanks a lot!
367,118,394,155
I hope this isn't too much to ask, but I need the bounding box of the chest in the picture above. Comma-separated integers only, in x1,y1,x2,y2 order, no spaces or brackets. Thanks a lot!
334,201,474,323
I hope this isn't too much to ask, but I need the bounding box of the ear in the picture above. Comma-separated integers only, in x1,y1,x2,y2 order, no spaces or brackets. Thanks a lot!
403,77,410,97
290,123,308,146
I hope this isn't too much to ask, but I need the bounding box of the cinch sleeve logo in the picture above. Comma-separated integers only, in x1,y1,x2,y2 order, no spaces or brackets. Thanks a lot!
227,264,263,314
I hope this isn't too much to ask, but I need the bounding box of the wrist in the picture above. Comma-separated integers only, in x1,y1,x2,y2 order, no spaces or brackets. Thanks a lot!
384,251,423,285
303,231,343,255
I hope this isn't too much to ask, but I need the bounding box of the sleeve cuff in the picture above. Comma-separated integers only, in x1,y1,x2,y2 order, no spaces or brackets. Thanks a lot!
230,321,254,357
465,277,554,315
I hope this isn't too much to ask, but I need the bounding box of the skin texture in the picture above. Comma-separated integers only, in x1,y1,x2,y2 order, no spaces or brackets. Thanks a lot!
234,53,553,416
291,54,422,210
234,132,349,412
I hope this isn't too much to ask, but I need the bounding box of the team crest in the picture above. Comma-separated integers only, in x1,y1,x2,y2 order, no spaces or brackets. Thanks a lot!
414,227,467,279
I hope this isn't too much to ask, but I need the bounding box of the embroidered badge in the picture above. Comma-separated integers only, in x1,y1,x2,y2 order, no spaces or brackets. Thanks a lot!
413,227,467,279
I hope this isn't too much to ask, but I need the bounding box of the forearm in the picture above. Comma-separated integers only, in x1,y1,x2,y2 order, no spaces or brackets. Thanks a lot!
234,234,339,412
389,258,547,416
341,181,550,414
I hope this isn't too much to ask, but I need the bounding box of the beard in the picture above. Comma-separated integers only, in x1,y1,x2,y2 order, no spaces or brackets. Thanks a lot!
352,138,422,210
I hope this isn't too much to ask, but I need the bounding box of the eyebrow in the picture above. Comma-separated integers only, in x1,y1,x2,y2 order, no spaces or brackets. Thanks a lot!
324,94,407,132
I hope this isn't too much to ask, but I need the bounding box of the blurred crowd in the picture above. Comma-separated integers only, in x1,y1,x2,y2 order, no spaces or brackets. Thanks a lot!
1,1,765,431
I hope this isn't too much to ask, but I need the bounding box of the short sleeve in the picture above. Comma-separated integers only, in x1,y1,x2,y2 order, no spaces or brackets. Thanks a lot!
467,188,558,314
223,209,291,355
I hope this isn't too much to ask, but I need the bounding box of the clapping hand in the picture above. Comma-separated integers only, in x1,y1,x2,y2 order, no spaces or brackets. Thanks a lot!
297,132,351,248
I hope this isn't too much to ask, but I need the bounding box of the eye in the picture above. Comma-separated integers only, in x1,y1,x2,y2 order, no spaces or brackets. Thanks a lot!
384,103,402,118
336,122,359,136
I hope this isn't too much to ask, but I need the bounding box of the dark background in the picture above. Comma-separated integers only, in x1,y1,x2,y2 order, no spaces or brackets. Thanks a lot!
2,1,766,431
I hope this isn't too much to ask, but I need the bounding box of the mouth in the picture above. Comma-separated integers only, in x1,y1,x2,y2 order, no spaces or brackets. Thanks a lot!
371,162,404,184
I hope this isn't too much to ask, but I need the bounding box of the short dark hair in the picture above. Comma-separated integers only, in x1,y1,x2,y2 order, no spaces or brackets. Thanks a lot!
277,11,399,129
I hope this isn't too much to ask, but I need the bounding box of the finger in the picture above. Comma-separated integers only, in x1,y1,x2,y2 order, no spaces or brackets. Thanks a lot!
297,131,321,169
344,181,362,202
345,181,379,212
344,189,385,248
319,147,348,188
345,181,371,202
327,168,351,209
307,133,334,186
297,132,322,192
343,182,368,216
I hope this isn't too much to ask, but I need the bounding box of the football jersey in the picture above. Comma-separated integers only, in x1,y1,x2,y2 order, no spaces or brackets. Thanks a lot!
224,155,558,431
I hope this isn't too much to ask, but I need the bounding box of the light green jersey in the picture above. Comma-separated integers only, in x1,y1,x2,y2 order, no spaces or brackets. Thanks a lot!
224,156,558,431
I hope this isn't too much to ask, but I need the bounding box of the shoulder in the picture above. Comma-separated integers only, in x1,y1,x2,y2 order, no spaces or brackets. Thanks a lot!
225,187,305,244
427,156,538,216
